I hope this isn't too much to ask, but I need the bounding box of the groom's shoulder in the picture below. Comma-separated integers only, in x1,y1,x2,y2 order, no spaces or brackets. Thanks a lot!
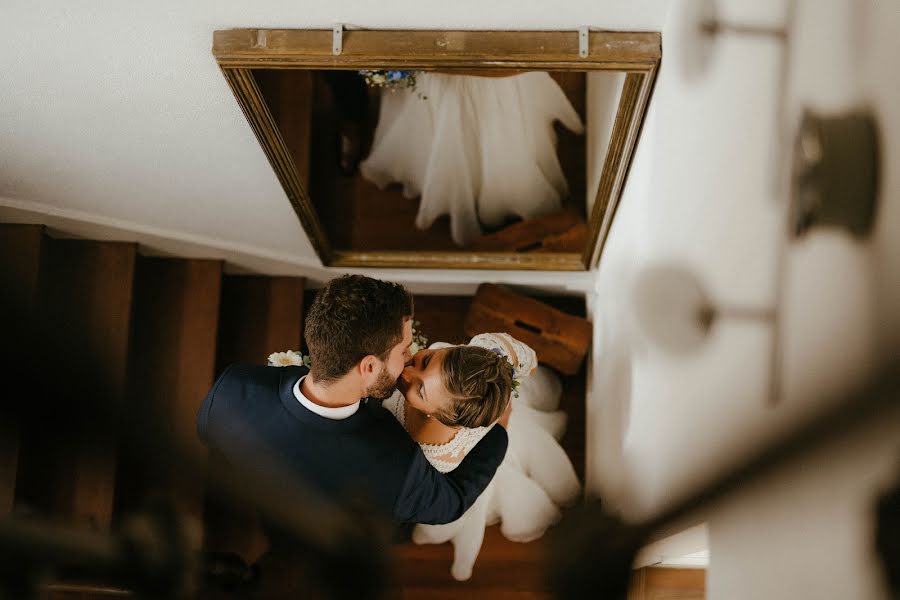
361,400,418,449
215,363,307,390
361,397,392,420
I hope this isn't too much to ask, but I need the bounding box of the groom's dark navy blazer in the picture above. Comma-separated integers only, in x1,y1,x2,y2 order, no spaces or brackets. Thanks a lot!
197,364,508,524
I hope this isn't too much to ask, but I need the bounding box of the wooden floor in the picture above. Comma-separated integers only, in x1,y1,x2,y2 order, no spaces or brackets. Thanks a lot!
391,525,554,599
628,567,706,600
305,71,588,253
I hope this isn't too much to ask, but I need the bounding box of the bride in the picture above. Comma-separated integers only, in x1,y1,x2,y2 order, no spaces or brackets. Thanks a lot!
384,333,581,580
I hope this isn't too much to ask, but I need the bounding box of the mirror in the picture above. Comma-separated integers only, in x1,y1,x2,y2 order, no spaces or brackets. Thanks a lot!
214,29,659,270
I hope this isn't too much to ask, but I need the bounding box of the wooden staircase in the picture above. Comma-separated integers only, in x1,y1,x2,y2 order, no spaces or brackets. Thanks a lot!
0,223,589,599
0,224,305,598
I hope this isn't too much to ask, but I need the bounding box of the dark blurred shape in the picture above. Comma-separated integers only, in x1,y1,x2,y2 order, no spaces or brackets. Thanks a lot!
549,359,899,600
0,497,193,598
0,231,389,598
791,109,880,238
875,468,900,596
321,71,369,175
546,500,650,600
202,551,259,594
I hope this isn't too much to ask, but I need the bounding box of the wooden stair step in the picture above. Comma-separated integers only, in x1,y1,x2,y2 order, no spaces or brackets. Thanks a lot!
215,275,306,374
115,257,222,534
0,224,45,515
205,274,305,564
15,236,136,532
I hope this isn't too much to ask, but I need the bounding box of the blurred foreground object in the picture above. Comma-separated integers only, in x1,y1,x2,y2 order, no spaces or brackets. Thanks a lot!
791,110,880,238
548,358,899,599
0,258,390,599
875,470,900,595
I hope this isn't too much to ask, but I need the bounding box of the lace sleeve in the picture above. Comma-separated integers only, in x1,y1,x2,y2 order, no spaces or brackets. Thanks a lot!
420,426,494,473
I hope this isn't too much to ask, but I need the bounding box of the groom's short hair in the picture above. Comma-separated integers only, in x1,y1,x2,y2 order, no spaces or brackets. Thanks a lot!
305,275,413,383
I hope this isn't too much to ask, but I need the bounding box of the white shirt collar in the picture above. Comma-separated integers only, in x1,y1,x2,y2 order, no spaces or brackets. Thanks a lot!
293,375,360,420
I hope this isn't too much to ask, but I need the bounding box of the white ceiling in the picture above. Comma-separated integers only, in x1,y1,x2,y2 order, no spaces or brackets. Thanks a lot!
0,1,669,283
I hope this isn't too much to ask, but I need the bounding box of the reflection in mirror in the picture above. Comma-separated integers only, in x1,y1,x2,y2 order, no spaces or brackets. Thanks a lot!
215,29,660,270
253,68,625,255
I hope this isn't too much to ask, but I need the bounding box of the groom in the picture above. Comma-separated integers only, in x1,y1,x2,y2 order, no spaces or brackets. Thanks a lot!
197,274,508,525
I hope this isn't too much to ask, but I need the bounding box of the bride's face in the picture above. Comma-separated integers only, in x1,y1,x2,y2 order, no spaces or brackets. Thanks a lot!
397,347,451,417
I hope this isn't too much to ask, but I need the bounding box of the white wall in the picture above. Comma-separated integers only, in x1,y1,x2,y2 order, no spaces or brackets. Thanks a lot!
589,0,786,515
588,0,900,597
707,400,900,600
585,72,625,213
0,0,667,291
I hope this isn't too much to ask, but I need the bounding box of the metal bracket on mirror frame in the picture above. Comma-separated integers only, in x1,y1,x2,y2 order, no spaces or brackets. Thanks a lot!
333,23,343,55
578,26,589,58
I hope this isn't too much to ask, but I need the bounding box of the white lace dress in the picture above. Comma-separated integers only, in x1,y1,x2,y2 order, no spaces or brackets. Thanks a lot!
359,72,584,247
383,334,581,581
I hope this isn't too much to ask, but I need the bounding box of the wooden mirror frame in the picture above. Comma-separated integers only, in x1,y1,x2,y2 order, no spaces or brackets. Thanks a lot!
213,29,660,270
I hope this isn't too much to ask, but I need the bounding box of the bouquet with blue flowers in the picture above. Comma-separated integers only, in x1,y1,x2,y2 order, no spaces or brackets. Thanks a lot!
358,70,426,99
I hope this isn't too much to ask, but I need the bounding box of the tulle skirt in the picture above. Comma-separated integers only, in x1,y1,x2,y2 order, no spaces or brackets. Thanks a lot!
360,72,584,246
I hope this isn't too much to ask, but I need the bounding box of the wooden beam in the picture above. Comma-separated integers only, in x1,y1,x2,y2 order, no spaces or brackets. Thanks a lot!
213,29,661,70
330,249,586,271
584,71,658,268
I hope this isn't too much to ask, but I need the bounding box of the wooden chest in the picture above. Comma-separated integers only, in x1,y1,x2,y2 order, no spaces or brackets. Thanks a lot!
464,283,592,375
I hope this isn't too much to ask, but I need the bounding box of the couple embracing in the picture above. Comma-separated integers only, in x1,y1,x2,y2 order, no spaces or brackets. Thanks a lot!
197,274,531,533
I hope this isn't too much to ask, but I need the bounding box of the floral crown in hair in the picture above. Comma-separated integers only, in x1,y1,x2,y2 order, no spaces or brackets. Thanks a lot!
358,70,428,100
488,347,522,399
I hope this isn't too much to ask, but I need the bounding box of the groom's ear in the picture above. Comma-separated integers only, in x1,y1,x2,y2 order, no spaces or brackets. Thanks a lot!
358,354,379,378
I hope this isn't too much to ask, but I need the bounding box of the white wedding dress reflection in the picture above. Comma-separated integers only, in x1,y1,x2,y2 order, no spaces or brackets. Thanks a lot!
360,72,584,247
383,341,581,581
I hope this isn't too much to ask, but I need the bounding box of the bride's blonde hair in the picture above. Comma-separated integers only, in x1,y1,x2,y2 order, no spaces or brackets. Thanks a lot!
434,346,512,428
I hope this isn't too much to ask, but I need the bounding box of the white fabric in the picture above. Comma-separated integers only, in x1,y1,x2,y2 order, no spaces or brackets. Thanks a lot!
360,72,584,246
385,336,581,581
293,376,360,420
